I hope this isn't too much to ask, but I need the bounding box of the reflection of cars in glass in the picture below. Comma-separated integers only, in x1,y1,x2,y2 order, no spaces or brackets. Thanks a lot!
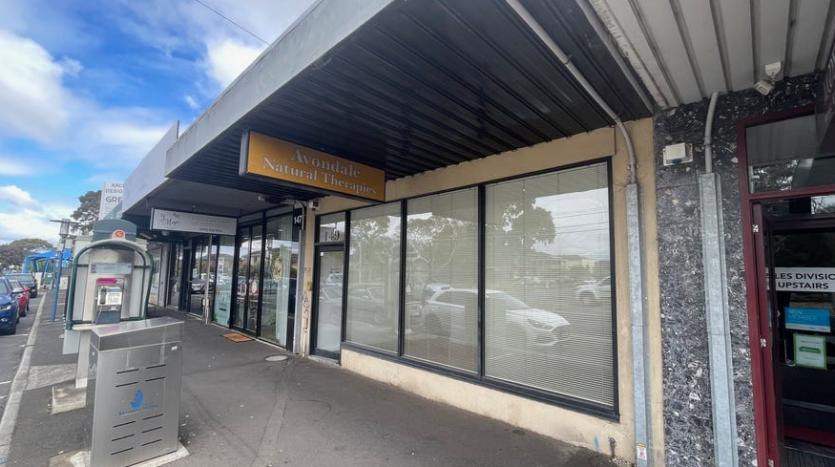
422,289,570,348
348,285,386,325
574,276,611,304
4,273,37,298
422,282,450,303
318,285,343,324
191,273,215,294
326,273,343,285
0,278,20,335
9,280,29,317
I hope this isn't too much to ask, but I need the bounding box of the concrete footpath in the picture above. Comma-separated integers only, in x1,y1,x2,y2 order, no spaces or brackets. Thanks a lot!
0,290,621,467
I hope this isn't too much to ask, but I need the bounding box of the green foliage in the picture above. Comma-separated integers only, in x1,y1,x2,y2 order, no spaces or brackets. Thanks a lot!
0,238,53,270
71,190,101,235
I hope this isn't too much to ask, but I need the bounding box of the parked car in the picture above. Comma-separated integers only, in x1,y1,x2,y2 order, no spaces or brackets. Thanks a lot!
191,273,215,294
348,284,387,325
574,276,611,305
421,288,570,348
8,280,29,317
4,272,37,298
0,277,20,334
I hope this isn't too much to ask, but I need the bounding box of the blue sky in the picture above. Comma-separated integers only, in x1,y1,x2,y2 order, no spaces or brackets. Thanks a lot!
0,0,316,245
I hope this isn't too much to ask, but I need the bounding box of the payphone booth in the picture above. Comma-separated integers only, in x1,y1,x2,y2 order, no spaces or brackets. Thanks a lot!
64,220,154,388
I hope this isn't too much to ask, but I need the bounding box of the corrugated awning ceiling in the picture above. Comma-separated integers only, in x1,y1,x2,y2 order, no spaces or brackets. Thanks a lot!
167,0,650,208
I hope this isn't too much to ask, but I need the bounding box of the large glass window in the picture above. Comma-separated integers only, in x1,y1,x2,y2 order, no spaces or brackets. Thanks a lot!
484,163,614,407
404,189,478,373
346,203,401,353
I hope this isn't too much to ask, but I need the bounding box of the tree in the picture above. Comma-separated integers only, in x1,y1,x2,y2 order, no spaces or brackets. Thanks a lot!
0,238,53,270
71,190,101,235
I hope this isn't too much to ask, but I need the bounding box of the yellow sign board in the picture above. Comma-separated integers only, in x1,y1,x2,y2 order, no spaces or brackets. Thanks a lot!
241,131,385,202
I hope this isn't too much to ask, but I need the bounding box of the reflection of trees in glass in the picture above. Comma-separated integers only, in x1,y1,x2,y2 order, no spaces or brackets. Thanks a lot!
774,232,835,268
490,198,557,251
350,215,399,283
751,161,797,192
408,216,476,279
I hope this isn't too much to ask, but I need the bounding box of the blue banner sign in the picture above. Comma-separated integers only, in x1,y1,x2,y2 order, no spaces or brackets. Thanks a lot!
785,307,831,332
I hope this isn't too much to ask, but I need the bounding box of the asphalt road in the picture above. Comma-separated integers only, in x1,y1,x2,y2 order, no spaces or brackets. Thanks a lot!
0,295,39,419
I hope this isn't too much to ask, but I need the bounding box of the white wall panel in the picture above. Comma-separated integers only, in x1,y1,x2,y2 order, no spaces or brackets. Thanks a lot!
754,0,790,80
678,0,727,93
634,0,702,103
790,0,830,76
596,0,678,107
713,0,755,91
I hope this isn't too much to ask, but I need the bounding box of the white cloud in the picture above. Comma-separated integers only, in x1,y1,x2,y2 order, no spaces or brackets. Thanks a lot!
0,207,73,245
0,29,72,143
184,94,199,110
0,185,38,207
0,156,29,176
204,38,264,89
59,57,83,77
0,185,75,245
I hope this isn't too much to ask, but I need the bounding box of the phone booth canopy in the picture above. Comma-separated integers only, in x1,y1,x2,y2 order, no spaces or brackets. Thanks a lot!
66,220,154,330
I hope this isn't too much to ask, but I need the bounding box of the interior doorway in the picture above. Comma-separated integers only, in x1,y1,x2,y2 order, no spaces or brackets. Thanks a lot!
750,198,835,466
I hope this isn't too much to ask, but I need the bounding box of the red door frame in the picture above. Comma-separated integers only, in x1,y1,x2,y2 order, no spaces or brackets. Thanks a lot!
737,104,835,466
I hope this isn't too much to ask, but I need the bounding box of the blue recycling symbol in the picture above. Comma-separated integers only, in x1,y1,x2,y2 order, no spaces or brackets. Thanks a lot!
130,389,143,410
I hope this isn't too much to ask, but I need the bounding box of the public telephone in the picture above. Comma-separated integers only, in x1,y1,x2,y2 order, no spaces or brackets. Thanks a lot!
94,278,124,324
63,220,154,387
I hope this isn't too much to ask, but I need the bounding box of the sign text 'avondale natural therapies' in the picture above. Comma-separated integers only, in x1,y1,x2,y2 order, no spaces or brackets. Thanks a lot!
242,131,385,202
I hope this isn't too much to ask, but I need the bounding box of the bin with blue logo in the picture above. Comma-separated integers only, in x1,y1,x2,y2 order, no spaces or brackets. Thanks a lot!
86,316,183,467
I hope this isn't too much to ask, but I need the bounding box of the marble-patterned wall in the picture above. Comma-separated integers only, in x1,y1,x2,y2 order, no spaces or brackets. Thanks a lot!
654,73,819,466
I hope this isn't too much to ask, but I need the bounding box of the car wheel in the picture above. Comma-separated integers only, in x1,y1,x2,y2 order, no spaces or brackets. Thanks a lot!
372,307,386,325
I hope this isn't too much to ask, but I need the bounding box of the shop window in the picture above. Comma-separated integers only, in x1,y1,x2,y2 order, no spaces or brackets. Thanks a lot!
404,188,478,373
746,114,835,194
484,163,614,407
346,203,401,353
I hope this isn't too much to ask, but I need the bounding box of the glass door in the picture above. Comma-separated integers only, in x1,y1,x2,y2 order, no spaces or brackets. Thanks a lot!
233,228,251,329
261,215,297,347
168,243,184,308
313,247,345,359
213,236,235,326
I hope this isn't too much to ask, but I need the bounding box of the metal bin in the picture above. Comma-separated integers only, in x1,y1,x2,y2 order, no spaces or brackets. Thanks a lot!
86,317,183,467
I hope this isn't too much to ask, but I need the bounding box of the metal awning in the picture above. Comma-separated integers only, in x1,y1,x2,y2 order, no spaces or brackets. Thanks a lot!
125,0,652,222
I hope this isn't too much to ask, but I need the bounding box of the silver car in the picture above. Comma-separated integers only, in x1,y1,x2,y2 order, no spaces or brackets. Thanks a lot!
422,289,570,349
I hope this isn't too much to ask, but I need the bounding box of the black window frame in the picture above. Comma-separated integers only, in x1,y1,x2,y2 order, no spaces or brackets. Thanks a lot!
337,157,618,420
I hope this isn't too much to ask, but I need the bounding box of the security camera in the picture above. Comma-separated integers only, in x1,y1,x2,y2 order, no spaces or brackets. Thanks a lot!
754,80,774,96
754,61,782,96
309,200,320,212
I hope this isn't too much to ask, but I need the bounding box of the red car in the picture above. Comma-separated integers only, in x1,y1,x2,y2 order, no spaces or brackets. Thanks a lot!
8,280,29,317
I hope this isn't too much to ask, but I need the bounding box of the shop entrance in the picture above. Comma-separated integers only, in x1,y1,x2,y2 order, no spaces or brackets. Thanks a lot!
751,201,835,465
312,247,345,360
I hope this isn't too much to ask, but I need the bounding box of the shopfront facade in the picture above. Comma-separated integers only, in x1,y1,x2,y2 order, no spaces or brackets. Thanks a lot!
293,121,662,463
117,1,835,465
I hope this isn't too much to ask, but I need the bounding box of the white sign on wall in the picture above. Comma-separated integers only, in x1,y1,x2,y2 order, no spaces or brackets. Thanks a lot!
774,268,835,292
151,209,237,236
99,181,124,220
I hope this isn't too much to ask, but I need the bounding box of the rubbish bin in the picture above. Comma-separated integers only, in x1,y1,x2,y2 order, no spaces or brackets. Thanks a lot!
86,317,183,467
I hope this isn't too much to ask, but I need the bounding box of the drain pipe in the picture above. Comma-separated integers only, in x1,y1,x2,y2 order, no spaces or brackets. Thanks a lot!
504,1,651,465
704,92,719,173
504,0,637,185
699,91,738,467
